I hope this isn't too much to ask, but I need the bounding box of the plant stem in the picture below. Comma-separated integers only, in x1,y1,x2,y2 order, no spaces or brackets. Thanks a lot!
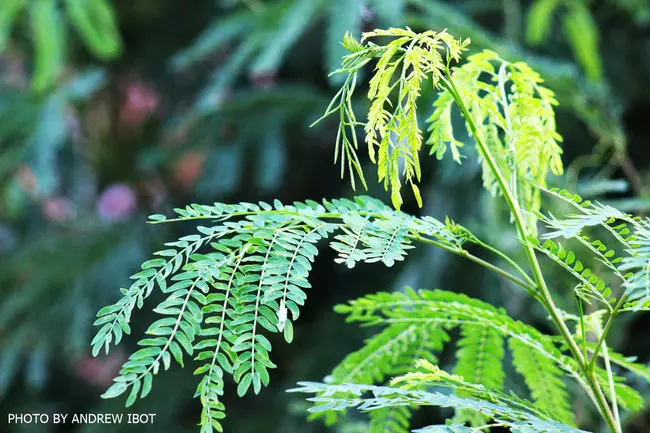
589,294,627,373
443,71,620,433
602,342,621,427
412,234,541,300
474,238,536,288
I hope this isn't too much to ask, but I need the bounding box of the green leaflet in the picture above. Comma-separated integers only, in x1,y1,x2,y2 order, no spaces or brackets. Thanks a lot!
93,197,468,433
453,325,505,427
526,0,560,46
290,367,586,433
327,0,363,85
563,2,602,81
29,0,66,92
64,0,122,60
509,338,575,426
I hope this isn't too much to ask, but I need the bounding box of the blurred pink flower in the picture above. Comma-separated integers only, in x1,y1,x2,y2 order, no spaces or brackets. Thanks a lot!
173,151,206,190
119,79,159,127
75,351,125,388
42,197,74,222
97,183,137,222
16,166,38,197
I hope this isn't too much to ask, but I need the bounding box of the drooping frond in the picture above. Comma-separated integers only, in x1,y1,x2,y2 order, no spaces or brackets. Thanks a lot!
427,50,563,233
368,406,412,433
315,28,470,209
509,338,575,426
333,287,591,426
290,359,586,433
453,324,505,427
92,197,472,431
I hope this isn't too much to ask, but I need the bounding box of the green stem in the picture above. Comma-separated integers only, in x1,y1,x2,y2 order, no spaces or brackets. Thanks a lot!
443,71,619,433
602,342,621,428
412,234,541,300
589,294,628,373
474,238,536,288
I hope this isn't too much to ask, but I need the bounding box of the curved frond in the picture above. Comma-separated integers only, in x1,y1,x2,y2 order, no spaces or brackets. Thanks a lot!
369,406,412,433
428,50,563,233
290,361,586,433
509,338,575,426
92,197,471,432
315,29,470,209
334,288,577,375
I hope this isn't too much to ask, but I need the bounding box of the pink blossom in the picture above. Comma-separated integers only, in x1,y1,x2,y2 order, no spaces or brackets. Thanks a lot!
97,183,137,222
42,197,74,222
75,351,125,387
119,80,159,127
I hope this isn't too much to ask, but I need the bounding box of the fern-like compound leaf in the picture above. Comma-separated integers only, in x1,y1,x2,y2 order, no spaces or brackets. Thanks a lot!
525,237,615,307
316,28,470,209
368,406,412,433
453,324,505,426
290,361,587,433
428,50,563,233
333,287,591,426
93,197,471,432
509,338,575,426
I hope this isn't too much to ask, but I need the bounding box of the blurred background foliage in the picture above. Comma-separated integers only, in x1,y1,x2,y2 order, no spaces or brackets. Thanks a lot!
1,0,650,432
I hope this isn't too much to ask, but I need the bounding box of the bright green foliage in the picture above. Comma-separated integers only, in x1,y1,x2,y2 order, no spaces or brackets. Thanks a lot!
0,0,121,91
429,50,563,233
525,0,603,81
315,28,470,209
509,338,575,425
291,360,585,433
319,30,563,224
93,196,471,432
453,325,505,426
92,26,650,433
